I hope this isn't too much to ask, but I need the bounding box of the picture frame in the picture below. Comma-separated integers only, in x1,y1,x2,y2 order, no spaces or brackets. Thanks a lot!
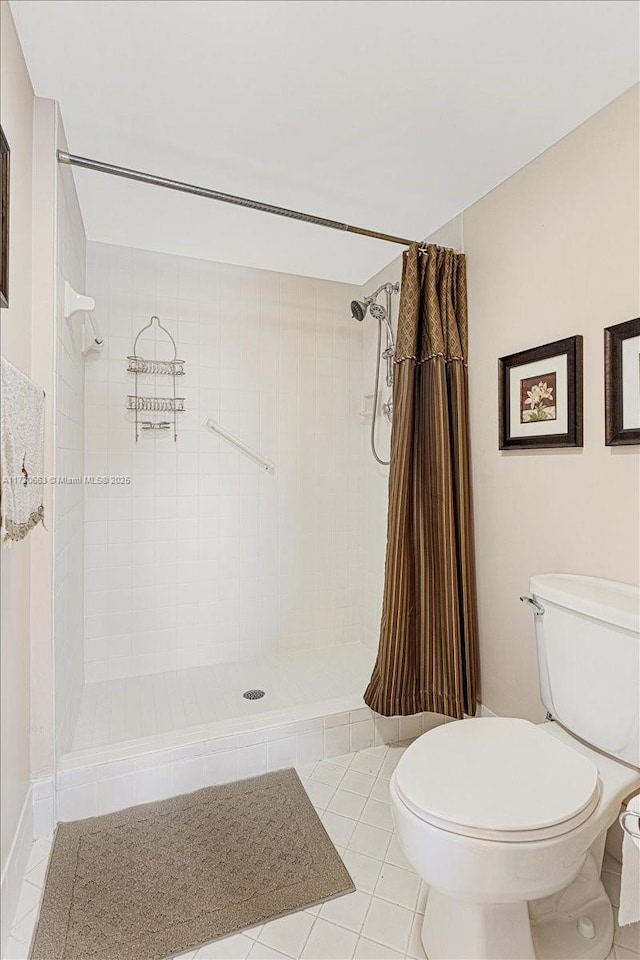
0,125,9,309
604,317,640,446
498,336,583,450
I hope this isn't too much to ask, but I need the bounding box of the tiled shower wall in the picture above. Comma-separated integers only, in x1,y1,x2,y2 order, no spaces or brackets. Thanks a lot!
359,259,398,651
83,242,364,681
359,217,465,652
54,120,87,753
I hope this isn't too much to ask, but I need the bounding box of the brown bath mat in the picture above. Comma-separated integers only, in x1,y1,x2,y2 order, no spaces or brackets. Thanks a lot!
31,768,354,960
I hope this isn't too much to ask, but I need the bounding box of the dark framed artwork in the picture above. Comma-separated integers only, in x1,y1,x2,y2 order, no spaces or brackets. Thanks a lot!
0,126,9,309
605,317,640,446
499,336,583,449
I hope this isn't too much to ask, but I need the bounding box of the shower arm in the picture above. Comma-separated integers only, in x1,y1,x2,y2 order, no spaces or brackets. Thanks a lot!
367,281,397,304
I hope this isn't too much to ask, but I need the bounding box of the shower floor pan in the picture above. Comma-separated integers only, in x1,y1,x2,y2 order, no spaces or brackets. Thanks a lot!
69,642,376,755
51,642,438,825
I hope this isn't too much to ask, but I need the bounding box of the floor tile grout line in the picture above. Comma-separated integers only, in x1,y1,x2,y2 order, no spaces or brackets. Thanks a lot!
298,911,319,959
12,879,44,928
10,742,640,960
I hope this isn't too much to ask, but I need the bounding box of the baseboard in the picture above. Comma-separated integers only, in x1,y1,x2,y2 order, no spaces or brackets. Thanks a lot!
32,776,55,839
463,702,497,720
476,702,497,718
0,785,33,958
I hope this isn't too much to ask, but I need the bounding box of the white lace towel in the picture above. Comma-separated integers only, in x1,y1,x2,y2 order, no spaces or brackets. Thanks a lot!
619,793,640,926
1,356,46,544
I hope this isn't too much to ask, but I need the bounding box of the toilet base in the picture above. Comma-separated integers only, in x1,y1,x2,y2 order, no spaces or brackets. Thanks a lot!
531,893,613,960
422,890,536,960
530,859,614,960
421,853,614,960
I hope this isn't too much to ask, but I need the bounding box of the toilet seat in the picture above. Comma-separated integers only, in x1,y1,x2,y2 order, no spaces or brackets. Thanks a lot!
393,717,601,842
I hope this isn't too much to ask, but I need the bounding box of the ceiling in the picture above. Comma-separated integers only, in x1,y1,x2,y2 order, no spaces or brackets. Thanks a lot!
10,0,639,284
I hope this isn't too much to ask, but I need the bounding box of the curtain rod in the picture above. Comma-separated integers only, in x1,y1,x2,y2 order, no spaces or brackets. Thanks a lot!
57,150,417,248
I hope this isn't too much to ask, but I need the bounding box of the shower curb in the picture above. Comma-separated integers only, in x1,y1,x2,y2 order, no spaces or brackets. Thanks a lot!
53,705,448,824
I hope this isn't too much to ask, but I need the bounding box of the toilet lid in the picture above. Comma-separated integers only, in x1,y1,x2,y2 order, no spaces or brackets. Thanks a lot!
393,718,600,840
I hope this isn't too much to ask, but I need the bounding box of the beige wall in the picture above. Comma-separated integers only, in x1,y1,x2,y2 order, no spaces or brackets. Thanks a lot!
465,85,640,722
0,0,34,870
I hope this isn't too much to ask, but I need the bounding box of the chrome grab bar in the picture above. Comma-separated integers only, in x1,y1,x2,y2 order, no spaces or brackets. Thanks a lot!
520,596,545,617
620,809,640,841
203,417,275,473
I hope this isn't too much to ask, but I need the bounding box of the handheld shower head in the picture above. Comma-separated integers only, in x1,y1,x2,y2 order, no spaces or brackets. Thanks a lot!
350,300,369,322
351,293,394,349
369,300,395,352
350,281,400,465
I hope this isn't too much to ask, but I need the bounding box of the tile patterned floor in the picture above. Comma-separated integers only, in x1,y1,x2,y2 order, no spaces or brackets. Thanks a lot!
5,742,640,960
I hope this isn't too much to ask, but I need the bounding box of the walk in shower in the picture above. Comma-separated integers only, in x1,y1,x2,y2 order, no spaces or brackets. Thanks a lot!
50,240,410,820
50,149,417,823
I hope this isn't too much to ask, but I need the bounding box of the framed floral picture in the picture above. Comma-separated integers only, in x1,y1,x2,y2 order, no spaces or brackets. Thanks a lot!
605,317,640,445
498,336,583,449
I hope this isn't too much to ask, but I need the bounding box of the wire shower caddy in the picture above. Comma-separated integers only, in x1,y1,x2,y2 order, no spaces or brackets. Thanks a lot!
127,316,185,441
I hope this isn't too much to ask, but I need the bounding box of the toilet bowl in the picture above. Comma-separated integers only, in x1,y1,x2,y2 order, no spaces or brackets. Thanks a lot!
388,575,640,960
390,717,640,960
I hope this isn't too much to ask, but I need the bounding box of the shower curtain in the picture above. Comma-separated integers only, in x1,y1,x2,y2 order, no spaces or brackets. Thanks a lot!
364,243,479,719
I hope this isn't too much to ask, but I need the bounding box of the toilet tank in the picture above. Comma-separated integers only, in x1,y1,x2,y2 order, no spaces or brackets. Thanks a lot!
530,574,640,768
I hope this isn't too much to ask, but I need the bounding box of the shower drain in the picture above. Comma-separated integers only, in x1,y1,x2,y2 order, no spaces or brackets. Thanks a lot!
243,689,265,700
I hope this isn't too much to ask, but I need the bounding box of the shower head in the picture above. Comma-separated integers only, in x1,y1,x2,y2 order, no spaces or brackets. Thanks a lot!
350,294,394,349
350,300,369,322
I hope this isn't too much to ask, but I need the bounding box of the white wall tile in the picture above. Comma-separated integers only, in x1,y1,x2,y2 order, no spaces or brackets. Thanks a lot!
295,731,324,766
373,717,399,746
55,702,427,822
237,744,268,779
203,751,238,787
358,258,402,653
84,243,365,679
324,726,351,759
267,738,296,771
97,775,135,815
133,765,174,804
58,783,98,822
350,720,375,753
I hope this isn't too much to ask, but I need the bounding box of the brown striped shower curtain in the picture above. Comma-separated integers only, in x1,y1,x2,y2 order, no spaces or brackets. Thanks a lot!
363,243,479,719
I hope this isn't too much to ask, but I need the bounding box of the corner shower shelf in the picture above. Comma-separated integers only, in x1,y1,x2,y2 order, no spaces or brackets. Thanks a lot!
128,316,185,442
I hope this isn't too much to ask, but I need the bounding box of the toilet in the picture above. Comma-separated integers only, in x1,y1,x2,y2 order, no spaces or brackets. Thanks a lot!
389,574,640,960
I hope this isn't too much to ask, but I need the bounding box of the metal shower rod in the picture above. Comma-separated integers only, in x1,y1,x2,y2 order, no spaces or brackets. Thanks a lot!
57,150,417,248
